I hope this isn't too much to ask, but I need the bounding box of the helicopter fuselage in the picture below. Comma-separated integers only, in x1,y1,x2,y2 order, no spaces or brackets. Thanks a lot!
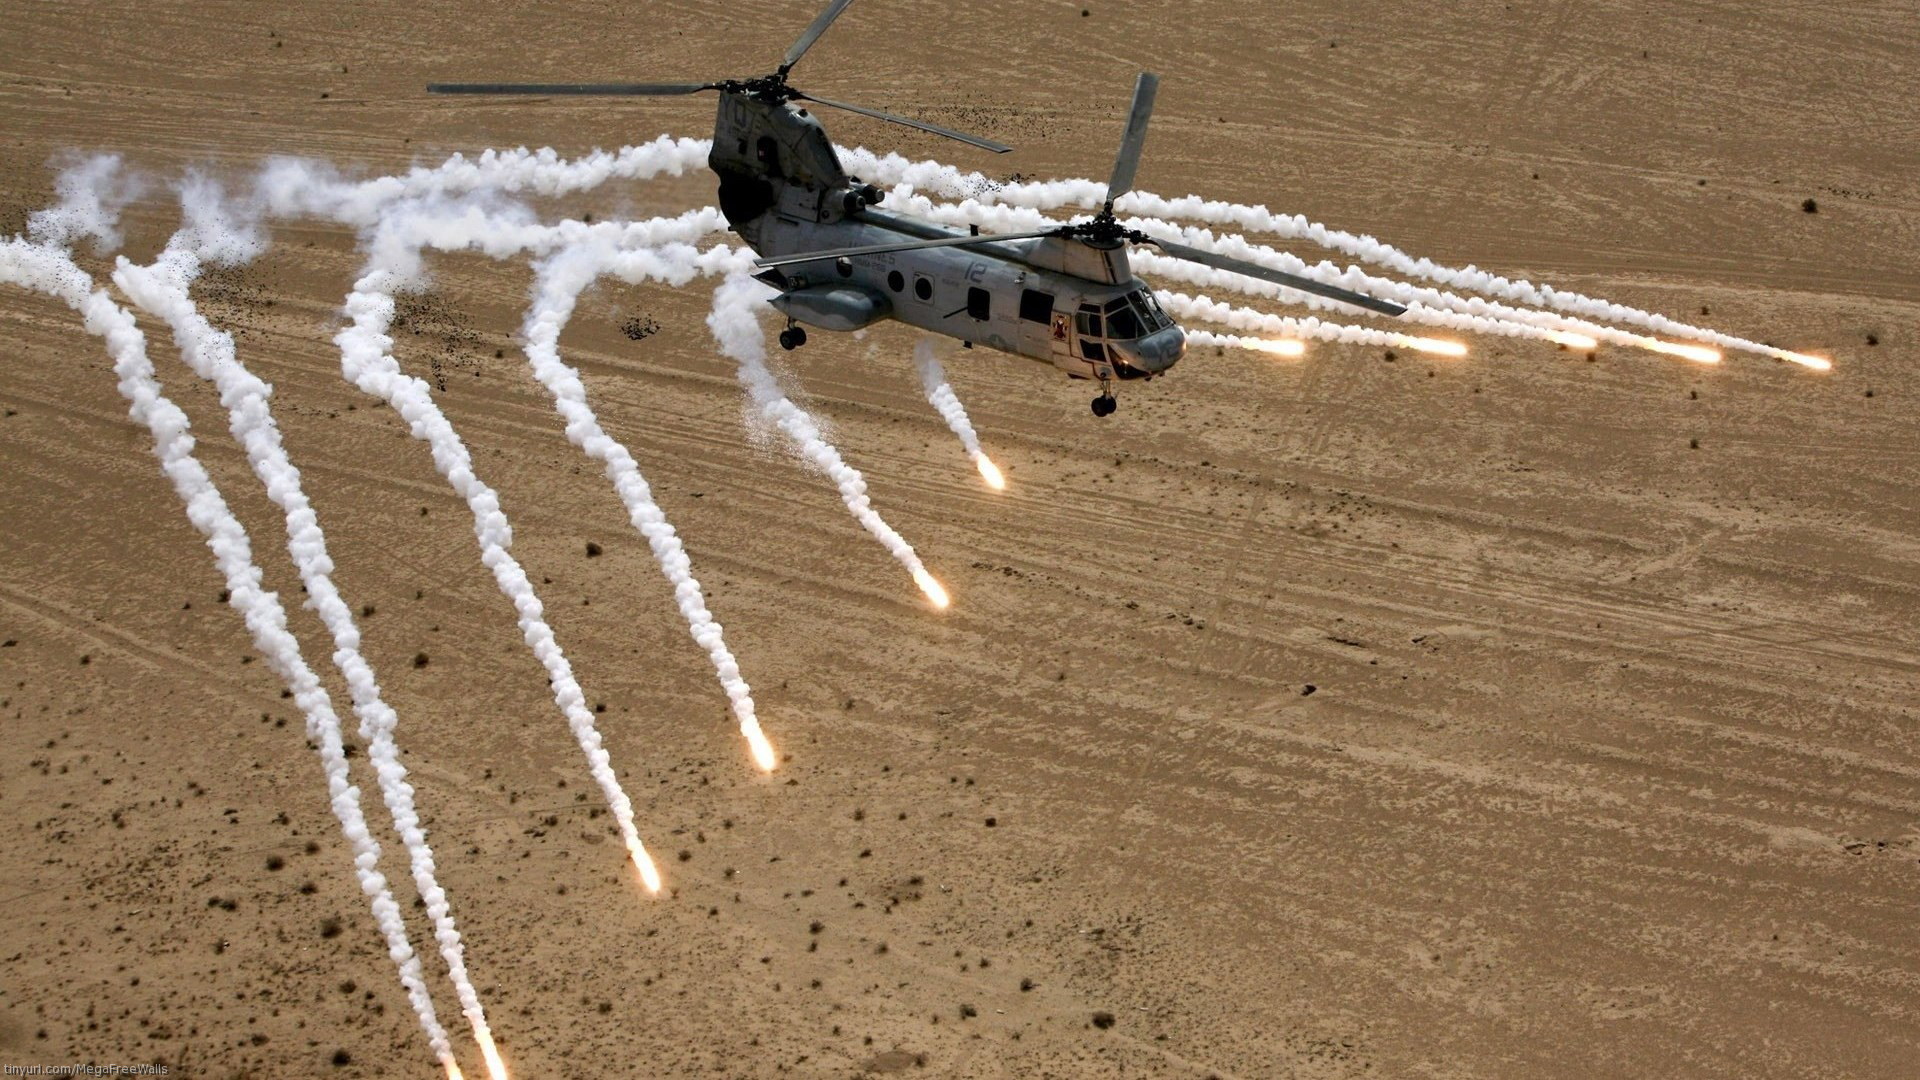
709,90,1187,382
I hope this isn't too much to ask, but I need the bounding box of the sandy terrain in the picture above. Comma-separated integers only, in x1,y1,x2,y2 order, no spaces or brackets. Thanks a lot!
3,1,1917,1077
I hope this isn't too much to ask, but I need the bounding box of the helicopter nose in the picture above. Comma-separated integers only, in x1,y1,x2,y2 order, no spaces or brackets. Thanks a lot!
1125,326,1187,373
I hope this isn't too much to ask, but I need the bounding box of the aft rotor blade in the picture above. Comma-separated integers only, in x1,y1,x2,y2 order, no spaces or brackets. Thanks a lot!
1105,72,1160,210
426,82,716,96
1149,237,1408,317
795,93,1012,153
781,0,859,74
753,228,1060,269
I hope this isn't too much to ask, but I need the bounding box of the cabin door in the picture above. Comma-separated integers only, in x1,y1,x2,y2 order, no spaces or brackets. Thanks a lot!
1048,311,1074,368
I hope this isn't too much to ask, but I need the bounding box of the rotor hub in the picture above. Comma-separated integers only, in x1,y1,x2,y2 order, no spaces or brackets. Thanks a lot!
1058,214,1136,247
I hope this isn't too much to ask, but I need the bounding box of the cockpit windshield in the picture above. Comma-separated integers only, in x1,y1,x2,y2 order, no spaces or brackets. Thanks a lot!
1100,289,1173,341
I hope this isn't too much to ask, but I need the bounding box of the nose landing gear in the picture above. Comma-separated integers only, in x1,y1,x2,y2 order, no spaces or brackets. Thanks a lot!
1090,374,1117,417
777,322,808,351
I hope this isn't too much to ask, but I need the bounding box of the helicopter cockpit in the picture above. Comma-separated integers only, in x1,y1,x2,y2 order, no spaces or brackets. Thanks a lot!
1074,287,1187,377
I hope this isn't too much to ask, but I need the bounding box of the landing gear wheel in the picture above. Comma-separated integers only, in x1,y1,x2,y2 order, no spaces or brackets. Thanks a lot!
1090,393,1117,417
778,325,807,351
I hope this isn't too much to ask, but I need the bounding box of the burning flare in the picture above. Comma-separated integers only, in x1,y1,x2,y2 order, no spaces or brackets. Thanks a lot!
629,839,664,894
474,1031,508,1080
974,453,1007,490
1633,337,1722,364
1247,336,1307,357
1547,329,1599,349
1390,334,1469,357
913,568,951,610
744,724,779,773
1773,348,1832,371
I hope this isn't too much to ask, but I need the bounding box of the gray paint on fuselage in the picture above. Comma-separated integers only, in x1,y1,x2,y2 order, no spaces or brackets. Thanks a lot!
757,210,1145,377
712,91,1180,380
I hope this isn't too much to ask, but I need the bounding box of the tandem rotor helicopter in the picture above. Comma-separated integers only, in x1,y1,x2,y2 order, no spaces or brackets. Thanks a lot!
431,0,1406,416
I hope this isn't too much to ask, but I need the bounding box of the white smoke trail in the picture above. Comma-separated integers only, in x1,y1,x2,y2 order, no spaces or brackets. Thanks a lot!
522,238,777,772
1123,230,1670,356
256,135,715,230
870,189,1720,362
325,195,776,774
1163,292,1464,356
840,146,1823,365
111,181,507,1078
365,199,724,282
1117,191,1818,364
0,237,465,1080
910,338,1004,491
25,154,144,253
708,274,950,610
334,263,663,895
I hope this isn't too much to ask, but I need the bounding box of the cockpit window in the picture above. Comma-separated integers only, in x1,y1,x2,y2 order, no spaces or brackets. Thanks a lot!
1135,290,1171,331
1104,296,1141,340
1078,293,1171,342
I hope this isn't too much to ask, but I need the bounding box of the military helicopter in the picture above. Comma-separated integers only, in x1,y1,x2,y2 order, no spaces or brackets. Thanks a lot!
430,0,1406,416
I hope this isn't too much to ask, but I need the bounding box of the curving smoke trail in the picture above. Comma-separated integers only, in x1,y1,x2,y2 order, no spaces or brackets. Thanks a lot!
910,338,1005,491
523,238,778,771
332,195,778,773
708,274,950,610
0,237,466,1080
335,261,664,895
838,146,1824,366
110,179,508,1080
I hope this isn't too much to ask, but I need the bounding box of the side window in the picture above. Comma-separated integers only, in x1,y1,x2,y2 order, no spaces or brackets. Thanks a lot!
913,274,934,302
887,270,905,292
1075,307,1103,338
1080,340,1107,361
1018,288,1053,323
966,287,990,320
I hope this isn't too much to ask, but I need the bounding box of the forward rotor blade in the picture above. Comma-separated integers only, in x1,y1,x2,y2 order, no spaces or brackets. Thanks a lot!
1149,237,1408,317
1105,72,1160,210
426,82,716,96
794,92,1012,153
781,0,859,73
753,228,1060,269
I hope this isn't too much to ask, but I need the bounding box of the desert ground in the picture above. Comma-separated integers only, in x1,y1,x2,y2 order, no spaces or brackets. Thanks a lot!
2,1,1917,1077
